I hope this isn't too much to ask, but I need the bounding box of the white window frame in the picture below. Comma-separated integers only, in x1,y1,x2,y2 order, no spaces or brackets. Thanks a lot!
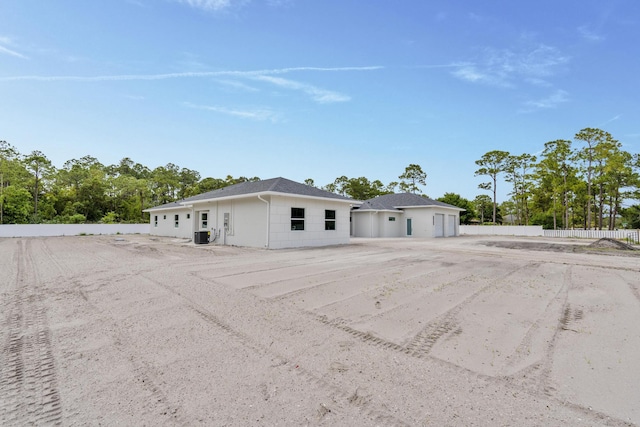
291,207,305,231
325,210,336,231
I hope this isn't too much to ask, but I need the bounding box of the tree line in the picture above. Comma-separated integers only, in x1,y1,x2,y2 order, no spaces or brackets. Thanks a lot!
0,141,261,224
0,142,427,225
1,127,639,229
473,128,640,230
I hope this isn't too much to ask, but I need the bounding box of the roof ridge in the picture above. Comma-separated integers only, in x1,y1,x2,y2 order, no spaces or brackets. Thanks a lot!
268,177,284,191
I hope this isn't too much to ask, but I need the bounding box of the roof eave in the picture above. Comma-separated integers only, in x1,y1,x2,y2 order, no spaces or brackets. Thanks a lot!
396,205,465,211
187,190,358,205
352,208,402,212
143,205,190,213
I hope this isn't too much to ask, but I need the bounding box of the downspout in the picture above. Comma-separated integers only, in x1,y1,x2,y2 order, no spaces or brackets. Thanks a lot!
258,195,270,248
191,206,196,240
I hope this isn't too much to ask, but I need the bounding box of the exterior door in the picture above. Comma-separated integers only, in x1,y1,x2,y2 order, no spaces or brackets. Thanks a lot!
199,211,209,231
448,215,456,236
406,218,412,236
434,214,445,237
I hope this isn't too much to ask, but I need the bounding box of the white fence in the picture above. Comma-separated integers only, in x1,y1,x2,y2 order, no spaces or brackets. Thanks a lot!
460,225,543,237
543,229,640,242
459,225,639,243
0,224,150,238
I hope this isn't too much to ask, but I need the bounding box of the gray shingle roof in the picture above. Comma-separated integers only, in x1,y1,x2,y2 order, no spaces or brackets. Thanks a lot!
355,193,464,211
146,177,354,211
145,201,187,211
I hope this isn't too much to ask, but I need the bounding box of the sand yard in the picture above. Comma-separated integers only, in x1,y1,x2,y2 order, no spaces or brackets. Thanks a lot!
1,234,639,426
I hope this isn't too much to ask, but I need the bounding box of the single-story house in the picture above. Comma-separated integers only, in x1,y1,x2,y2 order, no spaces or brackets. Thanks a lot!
351,193,464,238
144,177,357,249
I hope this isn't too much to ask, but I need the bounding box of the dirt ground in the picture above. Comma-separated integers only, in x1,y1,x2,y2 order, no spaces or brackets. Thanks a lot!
1,234,639,426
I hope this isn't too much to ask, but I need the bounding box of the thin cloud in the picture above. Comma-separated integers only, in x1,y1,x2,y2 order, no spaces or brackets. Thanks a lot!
516,45,569,77
521,89,569,112
215,79,260,92
183,101,280,122
252,75,350,103
524,77,553,88
578,25,605,42
410,63,467,70
0,66,378,104
599,114,621,127
177,0,235,12
178,0,289,11
0,37,28,59
0,66,383,82
266,0,294,6
452,43,569,87
452,65,508,87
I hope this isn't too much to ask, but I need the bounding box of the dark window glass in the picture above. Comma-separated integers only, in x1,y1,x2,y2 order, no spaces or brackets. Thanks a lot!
291,207,305,218
291,219,305,230
325,210,336,230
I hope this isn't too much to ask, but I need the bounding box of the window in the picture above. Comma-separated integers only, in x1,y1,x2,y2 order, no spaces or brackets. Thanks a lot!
325,210,336,230
201,212,208,229
174,214,179,228
154,215,158,227
291,207,305,231
187,213,191,219
163,215,166,220
388,216,396,222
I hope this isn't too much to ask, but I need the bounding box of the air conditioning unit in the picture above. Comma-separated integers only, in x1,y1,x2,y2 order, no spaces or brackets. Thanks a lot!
194,231,209,244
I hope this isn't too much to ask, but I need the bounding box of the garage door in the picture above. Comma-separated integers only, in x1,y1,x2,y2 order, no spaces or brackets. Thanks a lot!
448,215,456,236
434,214,444,237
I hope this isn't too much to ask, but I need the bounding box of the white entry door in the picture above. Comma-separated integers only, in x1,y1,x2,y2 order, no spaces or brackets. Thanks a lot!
434,214,445,237
199,211,209,231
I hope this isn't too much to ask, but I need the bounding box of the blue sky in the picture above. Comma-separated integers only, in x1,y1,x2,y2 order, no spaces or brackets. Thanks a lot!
1,0,639,202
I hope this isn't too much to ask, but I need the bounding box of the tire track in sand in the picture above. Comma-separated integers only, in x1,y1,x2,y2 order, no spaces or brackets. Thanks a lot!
402,263,535,357
144,274,412,427
0,240,62,426
310,266,630,427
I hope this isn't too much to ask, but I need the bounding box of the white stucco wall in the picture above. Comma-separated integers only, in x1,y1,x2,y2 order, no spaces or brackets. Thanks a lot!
152,194,352,249
149,208,193,239
0,224,149,238
188,198,268,248
352,207,461,238
352,211,375,237
380,213,402,237
218,198,268,248
268,196,351,249
351,211,386,238
403,207,431,237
